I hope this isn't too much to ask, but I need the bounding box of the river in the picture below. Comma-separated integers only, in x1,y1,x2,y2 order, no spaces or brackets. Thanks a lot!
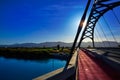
0,57,66,80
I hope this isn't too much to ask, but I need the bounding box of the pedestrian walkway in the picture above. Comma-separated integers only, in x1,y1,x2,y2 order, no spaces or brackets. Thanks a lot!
77,49,120,80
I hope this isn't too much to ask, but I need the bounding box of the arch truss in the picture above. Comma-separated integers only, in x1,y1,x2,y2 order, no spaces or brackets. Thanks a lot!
78,0,120,47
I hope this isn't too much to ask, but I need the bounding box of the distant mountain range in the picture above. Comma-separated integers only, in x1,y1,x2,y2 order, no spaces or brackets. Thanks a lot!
0,42,72,48
0,41,119,48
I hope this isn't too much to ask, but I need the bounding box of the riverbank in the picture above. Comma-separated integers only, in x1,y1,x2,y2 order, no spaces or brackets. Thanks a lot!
0,47,70,60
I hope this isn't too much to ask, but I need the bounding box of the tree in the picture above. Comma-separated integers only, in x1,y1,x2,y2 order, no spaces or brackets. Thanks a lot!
57,45,60,50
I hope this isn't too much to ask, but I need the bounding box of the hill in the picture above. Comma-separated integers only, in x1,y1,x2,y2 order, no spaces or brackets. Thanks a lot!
0,41,119,48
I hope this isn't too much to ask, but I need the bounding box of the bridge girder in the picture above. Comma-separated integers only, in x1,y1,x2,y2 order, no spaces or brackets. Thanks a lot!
78,0,120,48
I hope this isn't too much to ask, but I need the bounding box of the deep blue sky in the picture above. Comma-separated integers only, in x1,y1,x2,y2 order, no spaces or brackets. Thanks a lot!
0,0,86,45
0,0,120,45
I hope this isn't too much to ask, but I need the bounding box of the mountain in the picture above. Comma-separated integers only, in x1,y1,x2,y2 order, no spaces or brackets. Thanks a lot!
0,41,119,48
0,42,73,48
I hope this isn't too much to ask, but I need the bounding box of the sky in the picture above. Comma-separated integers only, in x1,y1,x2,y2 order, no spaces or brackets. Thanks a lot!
0,0,86,45
0,0,120,45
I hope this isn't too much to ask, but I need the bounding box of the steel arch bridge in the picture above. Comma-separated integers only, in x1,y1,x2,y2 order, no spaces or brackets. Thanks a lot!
67,1,120,80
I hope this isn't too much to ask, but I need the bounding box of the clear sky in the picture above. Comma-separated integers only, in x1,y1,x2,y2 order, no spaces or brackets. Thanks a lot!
0,0,120,45
0,0,86,45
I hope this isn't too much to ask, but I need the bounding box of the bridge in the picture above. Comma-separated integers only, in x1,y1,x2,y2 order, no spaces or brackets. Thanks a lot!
33,0,120,80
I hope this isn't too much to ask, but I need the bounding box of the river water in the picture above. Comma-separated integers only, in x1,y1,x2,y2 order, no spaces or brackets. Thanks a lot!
0,57,66,80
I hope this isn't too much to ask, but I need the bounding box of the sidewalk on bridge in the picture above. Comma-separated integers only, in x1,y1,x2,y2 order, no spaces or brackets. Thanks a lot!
78,49,120,80
82,48,120,72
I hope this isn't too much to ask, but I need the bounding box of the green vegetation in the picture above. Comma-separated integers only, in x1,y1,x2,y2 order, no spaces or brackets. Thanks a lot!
0,47,70,60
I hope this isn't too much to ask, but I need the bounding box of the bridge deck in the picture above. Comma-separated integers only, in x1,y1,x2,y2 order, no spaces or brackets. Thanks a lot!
77,49,120,80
